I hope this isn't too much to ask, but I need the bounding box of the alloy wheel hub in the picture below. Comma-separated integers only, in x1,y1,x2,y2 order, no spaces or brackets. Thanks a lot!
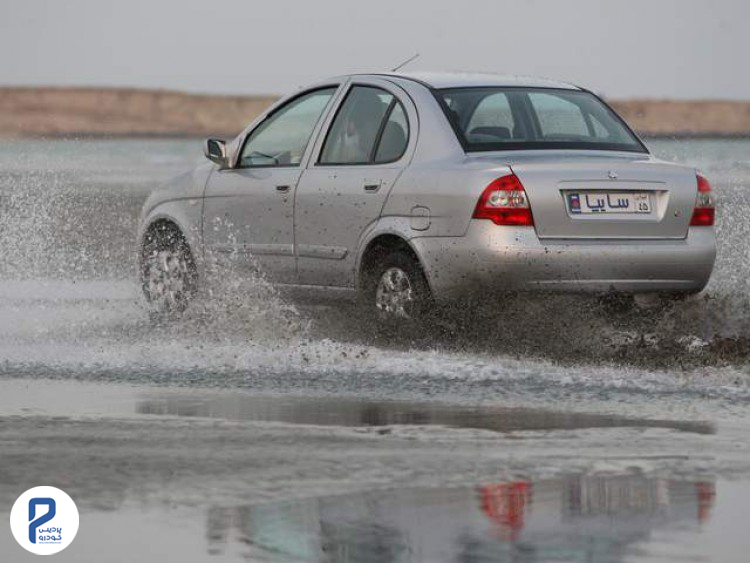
375,267,414,318
145,249,190,310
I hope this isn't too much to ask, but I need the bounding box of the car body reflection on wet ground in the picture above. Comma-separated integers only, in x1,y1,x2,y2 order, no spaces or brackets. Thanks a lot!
207,475,715,562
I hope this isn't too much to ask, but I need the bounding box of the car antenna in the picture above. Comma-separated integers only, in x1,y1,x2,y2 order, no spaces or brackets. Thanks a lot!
391,53,420,72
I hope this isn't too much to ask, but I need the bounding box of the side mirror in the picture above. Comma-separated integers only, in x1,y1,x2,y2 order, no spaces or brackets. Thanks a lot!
203,138,227,167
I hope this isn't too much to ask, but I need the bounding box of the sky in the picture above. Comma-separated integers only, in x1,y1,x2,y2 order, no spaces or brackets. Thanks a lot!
2,0,749,100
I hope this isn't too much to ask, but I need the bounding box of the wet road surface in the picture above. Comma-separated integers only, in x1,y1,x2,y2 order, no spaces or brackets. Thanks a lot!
1,379,749,561
1,139,749,561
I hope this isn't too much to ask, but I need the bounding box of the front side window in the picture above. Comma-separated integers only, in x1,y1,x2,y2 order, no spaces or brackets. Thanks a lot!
239,87,336,168
438,87,646,153
319,86,409,165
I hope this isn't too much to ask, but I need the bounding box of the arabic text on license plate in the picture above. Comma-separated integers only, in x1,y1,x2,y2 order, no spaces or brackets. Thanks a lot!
567,192,651,214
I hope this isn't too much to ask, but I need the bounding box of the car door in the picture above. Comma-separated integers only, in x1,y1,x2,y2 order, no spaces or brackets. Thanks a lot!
202,86,338,283
295,80,415,287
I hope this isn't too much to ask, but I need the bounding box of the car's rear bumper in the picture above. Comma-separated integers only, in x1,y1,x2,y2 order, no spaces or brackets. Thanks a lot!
411,221,716,301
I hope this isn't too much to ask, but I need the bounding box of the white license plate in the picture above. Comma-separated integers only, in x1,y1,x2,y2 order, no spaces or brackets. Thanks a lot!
567,191,652,214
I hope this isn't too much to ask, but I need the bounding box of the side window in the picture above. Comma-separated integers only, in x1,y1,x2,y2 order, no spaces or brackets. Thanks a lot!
239,87,336,168
374,102,409,163
320,86,408,165
590,115,611,139
528,92,589,139
466,93,517,142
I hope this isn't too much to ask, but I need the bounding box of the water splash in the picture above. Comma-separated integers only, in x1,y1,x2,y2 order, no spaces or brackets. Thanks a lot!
0,139,748,401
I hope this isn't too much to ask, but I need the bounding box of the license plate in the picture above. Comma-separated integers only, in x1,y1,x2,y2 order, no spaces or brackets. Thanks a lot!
567,191,651,214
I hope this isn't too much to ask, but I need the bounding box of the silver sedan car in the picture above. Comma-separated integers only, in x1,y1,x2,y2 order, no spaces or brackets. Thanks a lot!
138,72,716,318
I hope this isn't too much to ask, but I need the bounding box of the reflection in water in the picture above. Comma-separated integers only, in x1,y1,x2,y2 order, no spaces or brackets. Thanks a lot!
205,475,714,562
136,393,714,435
480,482,532,542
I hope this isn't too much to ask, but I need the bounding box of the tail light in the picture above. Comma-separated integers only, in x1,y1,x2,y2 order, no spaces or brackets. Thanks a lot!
689,174,715,227
473,174,534,226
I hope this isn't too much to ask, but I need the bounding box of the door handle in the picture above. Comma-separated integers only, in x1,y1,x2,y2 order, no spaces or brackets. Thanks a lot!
276,185,291,193
363,182,381,192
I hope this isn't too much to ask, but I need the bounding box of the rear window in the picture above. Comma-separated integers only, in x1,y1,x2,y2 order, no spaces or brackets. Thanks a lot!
437,87,647,153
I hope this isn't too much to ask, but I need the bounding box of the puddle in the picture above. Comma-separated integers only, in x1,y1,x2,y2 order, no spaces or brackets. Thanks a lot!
0,379,745,561
0,379,713,435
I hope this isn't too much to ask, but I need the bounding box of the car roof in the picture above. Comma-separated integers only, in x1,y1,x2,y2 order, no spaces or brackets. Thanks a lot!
349,71,581,91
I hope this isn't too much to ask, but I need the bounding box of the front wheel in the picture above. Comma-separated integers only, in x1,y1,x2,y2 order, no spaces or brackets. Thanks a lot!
362,251,432,323
140,226,197,314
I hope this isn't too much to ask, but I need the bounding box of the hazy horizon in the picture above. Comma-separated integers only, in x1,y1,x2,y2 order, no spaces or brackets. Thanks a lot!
2,0,749,100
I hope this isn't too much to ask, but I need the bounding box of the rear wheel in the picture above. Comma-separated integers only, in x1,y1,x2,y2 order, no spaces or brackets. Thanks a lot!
140,225,197,314
362,250,432,323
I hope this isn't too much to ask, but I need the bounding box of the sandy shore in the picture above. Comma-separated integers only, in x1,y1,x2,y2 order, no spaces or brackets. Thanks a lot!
1,86,750,138
609,99,750,137
0,87,276,138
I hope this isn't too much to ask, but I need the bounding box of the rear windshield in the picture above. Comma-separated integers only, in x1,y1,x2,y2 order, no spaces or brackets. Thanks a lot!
436,87,647,153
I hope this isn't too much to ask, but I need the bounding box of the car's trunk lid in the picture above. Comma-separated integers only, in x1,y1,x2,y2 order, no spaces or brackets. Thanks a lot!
482,152,696,240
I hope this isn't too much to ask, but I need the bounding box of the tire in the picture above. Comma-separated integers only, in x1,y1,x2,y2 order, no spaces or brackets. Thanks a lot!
361,250,432,323
140,225,197,314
